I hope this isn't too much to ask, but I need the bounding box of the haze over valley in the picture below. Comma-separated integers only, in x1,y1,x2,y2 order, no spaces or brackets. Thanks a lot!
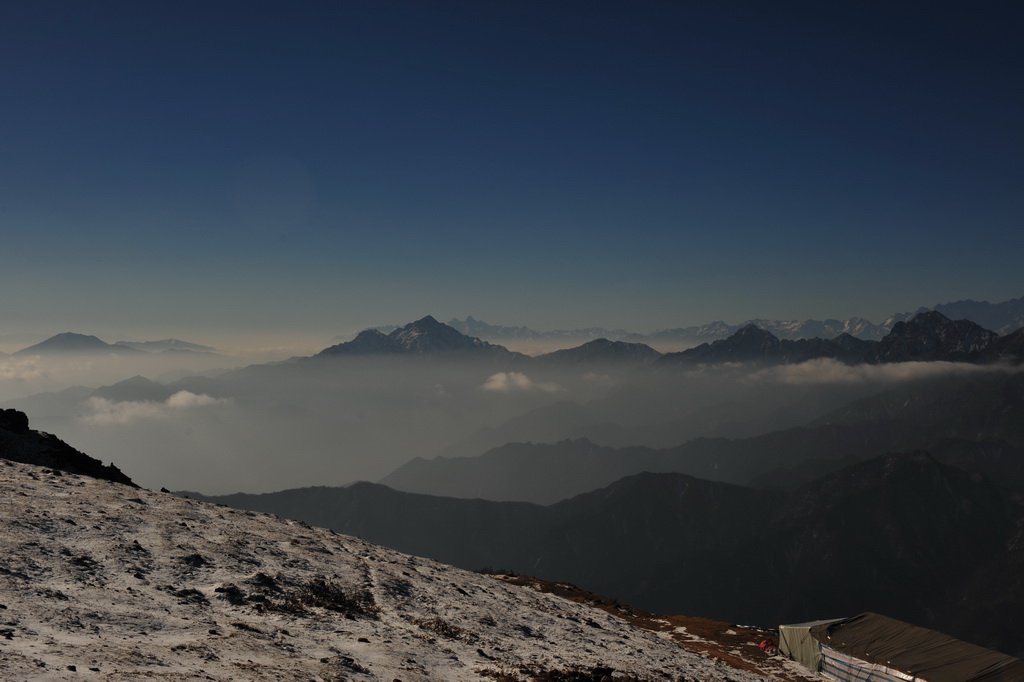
2,299,1021,495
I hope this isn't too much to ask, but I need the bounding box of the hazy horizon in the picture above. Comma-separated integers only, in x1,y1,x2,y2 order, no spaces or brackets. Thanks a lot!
0,292,1015,358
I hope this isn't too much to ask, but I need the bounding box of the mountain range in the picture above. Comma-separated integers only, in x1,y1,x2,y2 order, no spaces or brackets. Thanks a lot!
16,309,1021,371
326,309,1024,371
447,295,1024,348
655,311,1022,368
113,338,218,354
9,295,1023,364
327,311,1019,369
8,294,1023,365
11,332,217,356
12,332,146,356
385,366,1024,502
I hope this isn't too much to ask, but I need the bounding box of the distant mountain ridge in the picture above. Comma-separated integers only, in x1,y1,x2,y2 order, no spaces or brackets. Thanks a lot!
114,338,217,354
444,295,1024,348
655,325,866,367
626,317,894,346
447,315,631,343
12,332,144,356
13,332,215,356
533,338,662,364
448,315,893,346
321,309,1022,369
380,369,1024,504
90,375,177,403
318,315,529,362
656,311,1020,368
932,297,1024,335
322,320,662,368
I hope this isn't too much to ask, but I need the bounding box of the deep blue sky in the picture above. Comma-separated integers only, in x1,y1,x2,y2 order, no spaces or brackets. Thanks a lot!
2,1,1022,347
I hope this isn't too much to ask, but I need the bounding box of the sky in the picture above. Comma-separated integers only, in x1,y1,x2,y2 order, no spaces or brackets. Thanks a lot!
2,0,1022,352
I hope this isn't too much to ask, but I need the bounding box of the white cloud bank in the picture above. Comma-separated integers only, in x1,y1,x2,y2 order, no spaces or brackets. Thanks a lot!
481,372,563,393
745,357,1022,386
82,391,231,425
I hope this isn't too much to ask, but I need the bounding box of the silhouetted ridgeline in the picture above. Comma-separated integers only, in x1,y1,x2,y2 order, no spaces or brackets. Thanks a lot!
532,338,663,365
381,370,1024,503
12,332,146,356
656,311,1022,368
0,408,136,486
313,311,1021,369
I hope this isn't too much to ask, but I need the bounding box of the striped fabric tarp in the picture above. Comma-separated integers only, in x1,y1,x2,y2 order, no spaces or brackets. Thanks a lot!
820,646,921,682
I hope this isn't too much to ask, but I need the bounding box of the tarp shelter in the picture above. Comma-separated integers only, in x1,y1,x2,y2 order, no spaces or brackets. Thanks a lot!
778,618,843,672
802,612,1024,682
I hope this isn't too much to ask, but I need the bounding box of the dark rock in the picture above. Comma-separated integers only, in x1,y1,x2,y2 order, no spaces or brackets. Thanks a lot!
0,409,29,434
174,588,210,606
215,583,248,606
0,410,137,486
181,554,210,568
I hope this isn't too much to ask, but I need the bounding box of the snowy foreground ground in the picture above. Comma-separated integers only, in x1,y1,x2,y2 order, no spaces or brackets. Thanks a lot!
0,460,805,681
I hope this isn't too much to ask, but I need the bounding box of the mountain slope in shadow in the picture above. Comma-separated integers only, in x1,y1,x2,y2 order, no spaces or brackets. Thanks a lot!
190,452,1024,656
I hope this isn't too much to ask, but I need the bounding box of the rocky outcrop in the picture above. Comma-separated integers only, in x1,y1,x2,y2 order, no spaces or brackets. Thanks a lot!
0,409,136,486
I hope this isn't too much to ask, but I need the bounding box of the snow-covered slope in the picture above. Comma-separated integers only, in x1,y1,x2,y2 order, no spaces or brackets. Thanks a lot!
0,459,784,681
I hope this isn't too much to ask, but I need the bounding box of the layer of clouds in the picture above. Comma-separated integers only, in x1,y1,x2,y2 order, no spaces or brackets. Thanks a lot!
481,372,563,393
745,358,1022,386
0,353,245,404
81,391,231,425
0,358,47,382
